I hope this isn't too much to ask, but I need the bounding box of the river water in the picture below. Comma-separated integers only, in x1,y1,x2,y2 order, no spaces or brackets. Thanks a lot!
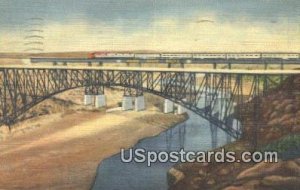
92,109,235,190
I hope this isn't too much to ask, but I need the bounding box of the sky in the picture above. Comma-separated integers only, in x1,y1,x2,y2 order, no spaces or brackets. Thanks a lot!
0,0,300,52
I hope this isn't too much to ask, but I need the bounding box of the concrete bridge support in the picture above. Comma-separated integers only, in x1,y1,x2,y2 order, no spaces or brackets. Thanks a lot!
122,96,134,111
135,96,145,111
84,95,94,106
95,94,106,108
164,99,174,113
177,104,186,114
176,98,187,114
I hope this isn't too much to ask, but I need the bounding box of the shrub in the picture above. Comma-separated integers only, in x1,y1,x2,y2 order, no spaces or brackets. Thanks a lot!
260,134,300,160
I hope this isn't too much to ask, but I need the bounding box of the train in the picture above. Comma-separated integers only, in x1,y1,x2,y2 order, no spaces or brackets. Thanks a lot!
88,52,300,60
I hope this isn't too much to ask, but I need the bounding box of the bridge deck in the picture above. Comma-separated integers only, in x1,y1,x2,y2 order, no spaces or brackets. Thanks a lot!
1,65,300,75
30,57,300,64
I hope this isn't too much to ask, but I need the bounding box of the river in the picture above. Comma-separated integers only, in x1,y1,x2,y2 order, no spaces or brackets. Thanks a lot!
91,107,237,190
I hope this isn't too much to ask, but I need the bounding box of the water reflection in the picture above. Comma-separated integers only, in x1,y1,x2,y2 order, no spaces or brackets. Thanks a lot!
92,109,234,190
92,93,242,189
165,123,186,151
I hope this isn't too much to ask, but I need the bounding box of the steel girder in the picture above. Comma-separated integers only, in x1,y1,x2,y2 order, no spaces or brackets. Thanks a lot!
0,68,288,138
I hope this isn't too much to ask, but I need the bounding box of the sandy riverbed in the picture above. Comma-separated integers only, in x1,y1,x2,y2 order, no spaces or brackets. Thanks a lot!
0,88,186,190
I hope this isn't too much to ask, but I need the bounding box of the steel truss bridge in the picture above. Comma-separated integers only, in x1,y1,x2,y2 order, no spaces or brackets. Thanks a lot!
30,57,300,69
0,66,299,139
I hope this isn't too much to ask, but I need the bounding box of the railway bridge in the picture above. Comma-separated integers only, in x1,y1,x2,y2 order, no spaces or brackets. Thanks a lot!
0,66,299,143
30,57,300,69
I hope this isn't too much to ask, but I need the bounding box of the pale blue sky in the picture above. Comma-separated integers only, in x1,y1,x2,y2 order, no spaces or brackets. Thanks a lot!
0,0,299,52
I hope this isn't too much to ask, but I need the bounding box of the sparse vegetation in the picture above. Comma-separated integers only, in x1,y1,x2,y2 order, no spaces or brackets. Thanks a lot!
261,134,300,160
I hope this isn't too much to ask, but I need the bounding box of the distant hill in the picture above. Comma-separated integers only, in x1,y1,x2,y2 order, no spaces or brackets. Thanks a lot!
0,52,90,59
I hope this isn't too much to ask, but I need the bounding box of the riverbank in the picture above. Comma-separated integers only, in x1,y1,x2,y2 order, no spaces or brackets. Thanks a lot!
168,75,300,190
0,88,187,189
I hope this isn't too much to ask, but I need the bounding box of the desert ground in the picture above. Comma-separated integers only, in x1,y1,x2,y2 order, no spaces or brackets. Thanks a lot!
0,86,187,189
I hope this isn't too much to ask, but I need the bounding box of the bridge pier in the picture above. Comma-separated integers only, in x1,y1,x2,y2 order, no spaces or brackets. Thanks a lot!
135,95,145,111
177,104,186,114
176,99,187,114
95,94,106,108
84,95,94,106
164,99,174,113
122,96,134,111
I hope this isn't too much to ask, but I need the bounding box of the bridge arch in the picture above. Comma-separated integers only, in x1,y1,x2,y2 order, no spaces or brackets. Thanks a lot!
1,67,290,138
0,82,238,139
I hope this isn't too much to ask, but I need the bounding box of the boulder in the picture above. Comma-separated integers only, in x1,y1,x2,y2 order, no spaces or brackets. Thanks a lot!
206,178,216,185
167,168,185,186
292,125,300,133
218,168,230,176
269,111,279,120
284,104,295,113
223,186,247,190
190,177,202,189
284,161,300,176
236,162,282,180
262,175,300,189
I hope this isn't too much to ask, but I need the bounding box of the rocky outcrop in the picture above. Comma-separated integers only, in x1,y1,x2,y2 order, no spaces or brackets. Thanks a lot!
167,168,185,185
225,159,300,190
169,75,300,190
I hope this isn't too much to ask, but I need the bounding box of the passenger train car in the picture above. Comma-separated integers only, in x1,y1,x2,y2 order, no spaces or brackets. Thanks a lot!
88,52,300,60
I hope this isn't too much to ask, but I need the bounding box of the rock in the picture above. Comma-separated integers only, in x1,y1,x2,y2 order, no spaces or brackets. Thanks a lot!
267,118,279,127
265,132,281,141
274,99,294,112
236,162,282,180
218,168,230,176
296,110,300,115
262,175,300,189
233,162,242,168
295,158,300,166
207,178,216,185
272,100,280,107
198,169,207,176
223,186,246,190
278,113,294,123
190,177,202,189
284,160,300,176
263,109,273,119
284,104,295,113
240,179,261,190
167,168,185,185
282,99,294,105
269,111,279,120
292,125,300,133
